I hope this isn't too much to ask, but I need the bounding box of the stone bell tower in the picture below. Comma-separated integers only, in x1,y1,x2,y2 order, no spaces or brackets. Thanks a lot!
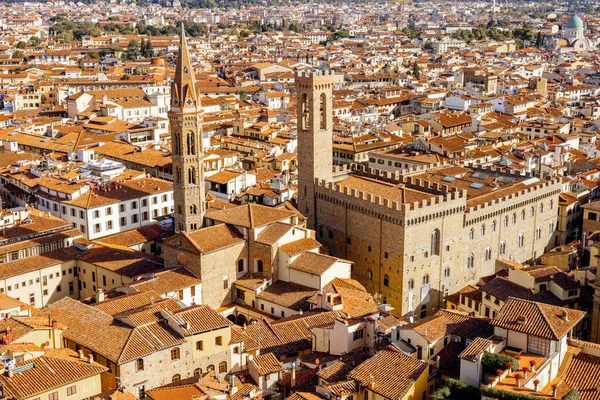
169,25,205,232
296,70,339,229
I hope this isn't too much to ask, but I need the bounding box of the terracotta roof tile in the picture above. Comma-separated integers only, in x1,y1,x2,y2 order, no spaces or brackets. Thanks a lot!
348,347,427,399
492,298,586,340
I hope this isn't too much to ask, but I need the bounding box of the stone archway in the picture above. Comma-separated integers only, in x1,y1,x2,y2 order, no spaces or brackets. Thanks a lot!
236,314,248,326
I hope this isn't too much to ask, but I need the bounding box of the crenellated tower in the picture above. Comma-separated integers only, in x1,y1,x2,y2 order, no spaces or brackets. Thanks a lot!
296,70,340,229
169,25,205,232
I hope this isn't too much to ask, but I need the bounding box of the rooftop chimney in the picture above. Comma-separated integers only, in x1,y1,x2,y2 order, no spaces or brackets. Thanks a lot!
95,288,105,303
291,363,296,388
88,354,94,364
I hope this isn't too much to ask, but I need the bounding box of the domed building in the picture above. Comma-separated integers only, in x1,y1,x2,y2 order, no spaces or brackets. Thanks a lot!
547,14,594,53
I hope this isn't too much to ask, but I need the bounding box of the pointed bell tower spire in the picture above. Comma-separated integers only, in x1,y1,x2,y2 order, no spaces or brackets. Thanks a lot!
168,23,205,233
171,22,199,112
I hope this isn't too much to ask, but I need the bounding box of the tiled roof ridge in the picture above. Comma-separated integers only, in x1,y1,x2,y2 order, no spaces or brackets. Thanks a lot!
510,297,561,339
116,325,138,364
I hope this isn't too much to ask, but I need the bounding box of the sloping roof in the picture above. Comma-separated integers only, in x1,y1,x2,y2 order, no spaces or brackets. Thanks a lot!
171,304,231,335
35,297,185,365
252,352,283,375
491,298,586,340
401,309,493,342
206,203,296,228
288,252,339,276
0,352,108,399
257,281,318,311
348,347,427,399
179,224,245,253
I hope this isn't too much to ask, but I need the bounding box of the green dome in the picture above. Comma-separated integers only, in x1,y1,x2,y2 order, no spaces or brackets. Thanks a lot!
566,15,584,29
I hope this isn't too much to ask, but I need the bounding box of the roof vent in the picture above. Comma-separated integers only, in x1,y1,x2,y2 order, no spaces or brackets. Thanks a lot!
516,316,527,325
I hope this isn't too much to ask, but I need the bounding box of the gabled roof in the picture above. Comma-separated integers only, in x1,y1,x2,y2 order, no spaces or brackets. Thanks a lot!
348,346,427,400
35,297,185,365
491,298,585,340
401,309,493,343
0,351,108,399
166,224,245,254
252,352,283,375
289,252,338,275
206,203,296,228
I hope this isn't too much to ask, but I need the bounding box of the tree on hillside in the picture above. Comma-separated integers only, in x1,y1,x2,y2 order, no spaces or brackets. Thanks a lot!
535,31,543,48
412,61,420,79
123,39,140,61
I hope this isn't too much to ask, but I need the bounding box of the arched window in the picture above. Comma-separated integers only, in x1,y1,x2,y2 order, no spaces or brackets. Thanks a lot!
178,222,184,231
549,199,554,210
467,254,474,269
504,216,509,227
237,259,244,273
187,133,195,155
480,225,485,236
299,93,308,131
468,228,474,240
540,203,544,213
219,361,228,373
188,167,196,184
485,247,492,261
408,279,414,290
518,233,524,247
431,229,440,256
177,205,182,215
536,226,542,240
320,92,328,130
194,368,202,377
190,204,197,214
491,220,497,232
207,364,215,372
257,259,263,273
521,210,525,220
548,222,553,234
422,274,429,285
530,206,535,217
318,227,323,238
512,213,517,224
420,304,427,319
367,269,373,280
171,347,180,360
444,267,450,278
500,241,506,255
175,167,181,184
383,274,390,287
172,374,181,383
173,134,181,155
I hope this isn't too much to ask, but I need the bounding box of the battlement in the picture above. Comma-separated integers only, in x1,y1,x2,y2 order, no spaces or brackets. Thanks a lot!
295,69,343,86
466,176,561,215
466,163,529,177
314,176,467,214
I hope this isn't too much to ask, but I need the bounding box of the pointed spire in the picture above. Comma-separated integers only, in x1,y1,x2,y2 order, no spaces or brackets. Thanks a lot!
171,21,198,112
